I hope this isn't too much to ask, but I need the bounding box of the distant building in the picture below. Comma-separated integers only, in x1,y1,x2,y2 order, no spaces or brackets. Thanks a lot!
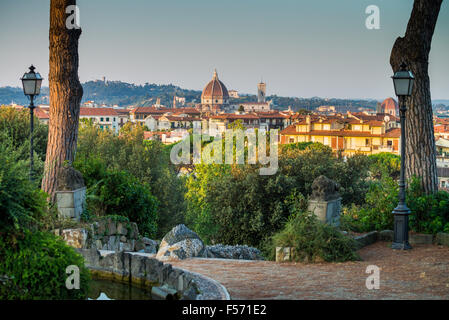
280,114,401,156
377,97,399,117
317,105,336,113
257,82,266,103
437,167,449,190
198,69,230,113
79,107,120,133
229,90,239,98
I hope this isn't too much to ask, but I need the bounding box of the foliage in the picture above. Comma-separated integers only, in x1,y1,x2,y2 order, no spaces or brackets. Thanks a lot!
0,231,90,299
185,163,297,246
271,209,360,263
341,174,449,235
76,159,158,237
75,121,185,237
368,153,400,179
407,176,449,234
280,141,315,152
0,107,48,181
279,143,371,205
0,141,48,233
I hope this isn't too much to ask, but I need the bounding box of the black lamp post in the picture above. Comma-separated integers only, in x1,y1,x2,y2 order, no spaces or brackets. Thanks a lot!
391,62,415,250
21,65,43,180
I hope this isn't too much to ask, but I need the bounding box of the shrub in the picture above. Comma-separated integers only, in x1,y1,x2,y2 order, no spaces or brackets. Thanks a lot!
85,168,158,237
271,210,360,263
0,141,48,232
76,122,185,238
0,231,90,299
354,174,398,231
407,177,449,234
368,153,400,180
185,164,296,246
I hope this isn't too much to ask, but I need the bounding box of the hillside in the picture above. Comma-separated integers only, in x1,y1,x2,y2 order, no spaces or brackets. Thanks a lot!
1,80,385,111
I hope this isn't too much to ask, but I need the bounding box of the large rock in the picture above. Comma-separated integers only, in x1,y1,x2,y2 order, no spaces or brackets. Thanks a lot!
61,228,88,249
142,237,159,254
156,225,205,260
205,244,264,260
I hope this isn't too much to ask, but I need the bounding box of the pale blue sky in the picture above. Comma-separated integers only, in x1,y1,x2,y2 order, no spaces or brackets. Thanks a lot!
0,0,448,99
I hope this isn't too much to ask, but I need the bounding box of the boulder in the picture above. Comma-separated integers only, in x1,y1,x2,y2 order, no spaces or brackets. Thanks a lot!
61,228,88,249
116,223,128,236
142,237,159,254
156,225,205,260
206,244,264,260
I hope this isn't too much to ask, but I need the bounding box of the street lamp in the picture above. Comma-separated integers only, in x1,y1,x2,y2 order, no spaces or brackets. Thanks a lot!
391,62,414,250
21,65,43,180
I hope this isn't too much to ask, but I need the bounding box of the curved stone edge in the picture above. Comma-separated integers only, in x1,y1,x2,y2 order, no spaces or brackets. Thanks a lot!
77,249,230,300
176,268,231,300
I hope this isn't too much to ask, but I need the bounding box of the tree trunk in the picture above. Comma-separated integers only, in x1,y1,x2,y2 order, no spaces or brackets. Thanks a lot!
390,0,442,194
42,0,83,200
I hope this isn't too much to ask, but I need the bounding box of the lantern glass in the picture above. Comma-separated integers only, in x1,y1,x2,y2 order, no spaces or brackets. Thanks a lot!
392,69,415,97
21,66,43,96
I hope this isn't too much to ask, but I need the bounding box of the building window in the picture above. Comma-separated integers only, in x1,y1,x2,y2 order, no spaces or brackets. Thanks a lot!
365,139,369,146
100,117,104,122
106,117,109,122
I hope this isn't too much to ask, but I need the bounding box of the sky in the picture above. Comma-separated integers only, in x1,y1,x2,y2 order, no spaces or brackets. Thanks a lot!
0,0,448,100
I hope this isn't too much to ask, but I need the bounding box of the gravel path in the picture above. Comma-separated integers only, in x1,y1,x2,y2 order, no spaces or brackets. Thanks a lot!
168,242,449,299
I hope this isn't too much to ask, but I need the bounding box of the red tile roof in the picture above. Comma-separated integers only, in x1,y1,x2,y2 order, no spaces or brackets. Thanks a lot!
79,107,119,116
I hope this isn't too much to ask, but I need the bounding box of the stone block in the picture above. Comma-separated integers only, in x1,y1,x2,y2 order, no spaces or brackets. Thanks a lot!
436,233,449,246
61,228,88,249
55,187,86,221
354,231,378,249
275,247,293,262
116,223,128,236
308,197,342,227
379,230,394,241
107,220,117,236
409,233,434,245
129,223,139,239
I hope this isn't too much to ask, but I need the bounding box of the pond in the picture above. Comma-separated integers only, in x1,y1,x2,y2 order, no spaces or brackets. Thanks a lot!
88,279,153,300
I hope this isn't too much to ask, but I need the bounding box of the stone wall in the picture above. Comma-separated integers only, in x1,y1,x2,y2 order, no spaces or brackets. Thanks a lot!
56,217,157,253
78,249,230,300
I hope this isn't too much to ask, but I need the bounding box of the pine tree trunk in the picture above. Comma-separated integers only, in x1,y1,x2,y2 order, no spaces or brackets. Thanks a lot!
42,0,83,200
390,0,442,194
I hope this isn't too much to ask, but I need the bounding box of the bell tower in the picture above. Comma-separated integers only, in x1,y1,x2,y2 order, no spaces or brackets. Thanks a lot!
257,81,266,103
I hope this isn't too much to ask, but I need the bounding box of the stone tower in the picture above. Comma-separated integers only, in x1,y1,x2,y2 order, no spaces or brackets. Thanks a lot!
257,81,266,103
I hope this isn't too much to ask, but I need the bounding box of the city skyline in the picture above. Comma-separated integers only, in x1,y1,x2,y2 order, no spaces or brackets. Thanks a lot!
0,0,448,100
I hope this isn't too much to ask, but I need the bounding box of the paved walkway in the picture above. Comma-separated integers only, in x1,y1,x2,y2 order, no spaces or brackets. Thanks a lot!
169,242,449,299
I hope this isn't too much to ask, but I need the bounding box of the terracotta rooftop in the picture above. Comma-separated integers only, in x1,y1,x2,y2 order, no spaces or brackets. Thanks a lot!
280,125,401,138
79,107,119,116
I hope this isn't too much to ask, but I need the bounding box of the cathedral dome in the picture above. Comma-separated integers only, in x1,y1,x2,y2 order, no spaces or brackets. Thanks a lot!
380,97,399,116
201,70,229,105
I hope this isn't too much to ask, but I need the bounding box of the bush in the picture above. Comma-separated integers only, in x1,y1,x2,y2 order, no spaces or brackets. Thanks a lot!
0,231,90,299
185,164,296,246
0,107,48,182
271,210,360,263
76,122,185,238
83,167,158,238
279,144,370,205
407,177,449,234
353,174,398,232
0,141,48,233
341,175,449,234
368,153,400,180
